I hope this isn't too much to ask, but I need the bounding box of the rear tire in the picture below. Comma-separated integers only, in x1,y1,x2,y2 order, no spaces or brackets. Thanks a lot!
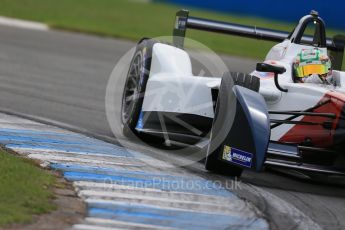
205,72,260,177
229,72,260,92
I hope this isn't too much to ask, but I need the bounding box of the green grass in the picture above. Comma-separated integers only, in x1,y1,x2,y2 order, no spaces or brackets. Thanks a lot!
0,0,343,64
0,149,56,226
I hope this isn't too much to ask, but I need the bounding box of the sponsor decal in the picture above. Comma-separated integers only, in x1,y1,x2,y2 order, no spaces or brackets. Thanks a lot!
222,145,253,168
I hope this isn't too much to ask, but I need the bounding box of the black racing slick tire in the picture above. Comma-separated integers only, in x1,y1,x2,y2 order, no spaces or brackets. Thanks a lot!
205,72,260,177
121,38,156,137
229,72,260,92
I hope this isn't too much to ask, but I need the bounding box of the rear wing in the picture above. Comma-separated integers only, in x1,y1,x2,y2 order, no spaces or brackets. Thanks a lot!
173,10,345,70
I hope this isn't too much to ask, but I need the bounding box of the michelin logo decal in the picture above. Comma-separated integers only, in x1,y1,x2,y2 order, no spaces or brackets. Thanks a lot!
222,145,253,168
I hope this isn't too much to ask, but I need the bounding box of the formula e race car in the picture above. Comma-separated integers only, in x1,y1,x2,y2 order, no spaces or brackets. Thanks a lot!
121,9,345,177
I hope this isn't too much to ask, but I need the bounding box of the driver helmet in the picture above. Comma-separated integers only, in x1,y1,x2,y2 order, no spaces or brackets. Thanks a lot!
293,48,331,83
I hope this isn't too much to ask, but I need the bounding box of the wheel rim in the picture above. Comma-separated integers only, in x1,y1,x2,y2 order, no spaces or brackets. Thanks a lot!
122,52,143,123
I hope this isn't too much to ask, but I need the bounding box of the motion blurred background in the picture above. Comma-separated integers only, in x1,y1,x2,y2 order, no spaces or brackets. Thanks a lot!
0,0,343,61
157,0,345,30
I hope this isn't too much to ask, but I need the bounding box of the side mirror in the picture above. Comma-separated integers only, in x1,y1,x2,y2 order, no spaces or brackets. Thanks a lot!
256,63,288,92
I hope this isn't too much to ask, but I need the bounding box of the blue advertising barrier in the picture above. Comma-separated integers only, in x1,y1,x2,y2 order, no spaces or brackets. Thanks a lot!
159,0,344,30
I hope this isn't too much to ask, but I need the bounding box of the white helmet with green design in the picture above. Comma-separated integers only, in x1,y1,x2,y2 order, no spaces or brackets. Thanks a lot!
293,48,331,82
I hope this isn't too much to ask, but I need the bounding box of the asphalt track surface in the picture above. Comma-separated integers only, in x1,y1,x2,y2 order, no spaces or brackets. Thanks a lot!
1,25,345,230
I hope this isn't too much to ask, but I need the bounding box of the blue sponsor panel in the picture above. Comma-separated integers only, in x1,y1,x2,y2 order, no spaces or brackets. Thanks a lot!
158,0,345,30
222,146,253,168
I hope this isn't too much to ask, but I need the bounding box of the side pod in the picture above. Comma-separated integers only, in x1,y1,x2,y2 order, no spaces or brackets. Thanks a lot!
206,76,270,172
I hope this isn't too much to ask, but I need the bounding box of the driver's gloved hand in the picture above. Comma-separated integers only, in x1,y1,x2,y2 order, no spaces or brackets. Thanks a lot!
325,75,335,85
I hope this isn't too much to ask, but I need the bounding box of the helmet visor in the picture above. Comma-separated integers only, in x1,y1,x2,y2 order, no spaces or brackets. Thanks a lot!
295,64,329,78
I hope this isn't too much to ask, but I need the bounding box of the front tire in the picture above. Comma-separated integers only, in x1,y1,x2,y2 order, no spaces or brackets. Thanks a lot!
121,39,156,137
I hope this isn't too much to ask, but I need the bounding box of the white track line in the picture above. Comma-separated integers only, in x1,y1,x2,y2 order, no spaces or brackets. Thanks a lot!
72,224,122,230
12,148,131,158
84,197,249,216
74,181,233,204
21,150,135,161
27,153,144,167
0,16,48,31
82,190,235,207
84,217,176,230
